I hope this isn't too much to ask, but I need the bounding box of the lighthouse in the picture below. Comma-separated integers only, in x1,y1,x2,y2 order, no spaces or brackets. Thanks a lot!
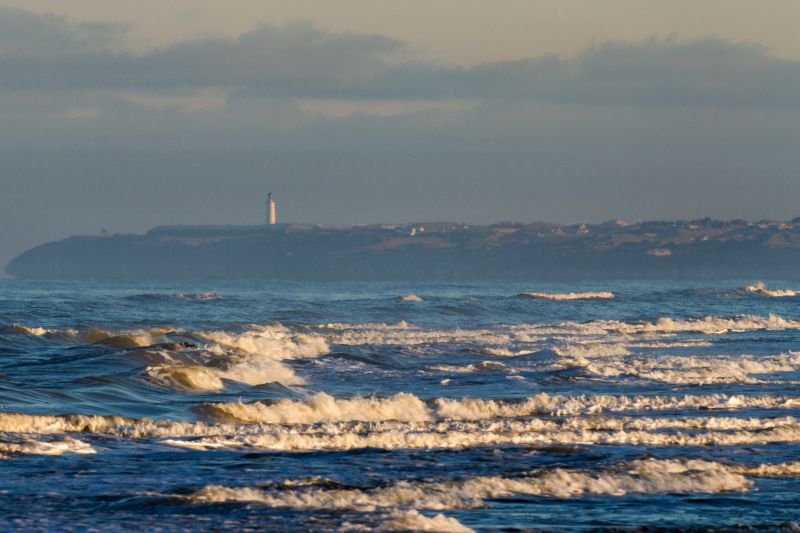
267,192,277,225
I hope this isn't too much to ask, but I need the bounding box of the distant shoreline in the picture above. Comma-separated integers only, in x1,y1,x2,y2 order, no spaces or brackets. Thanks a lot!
7,218,800,281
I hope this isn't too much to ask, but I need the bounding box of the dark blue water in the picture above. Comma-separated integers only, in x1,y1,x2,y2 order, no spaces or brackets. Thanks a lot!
1,280,799,532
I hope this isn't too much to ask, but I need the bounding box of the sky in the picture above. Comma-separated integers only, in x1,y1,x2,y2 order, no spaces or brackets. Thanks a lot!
2,1,800,272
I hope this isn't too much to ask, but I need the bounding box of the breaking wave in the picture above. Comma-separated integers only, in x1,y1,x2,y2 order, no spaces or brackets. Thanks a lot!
9,324,175,348
5,391,800,453
741,283,797,298
125,419,800,451
379,510,473,532
144,325,329,391
6,391,795,435
203,392,431,424
559,350,800,385
184,458,778,533
520,291,615,300
318,314,800,348
194,325,329,360
202,391,800,425
162,419,800,451
0,435,95,456
144,356,306,392
8,323,329,392
186,458,775,513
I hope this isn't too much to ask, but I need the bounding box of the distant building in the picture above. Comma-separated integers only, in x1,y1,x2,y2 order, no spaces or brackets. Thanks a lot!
267,193,277,225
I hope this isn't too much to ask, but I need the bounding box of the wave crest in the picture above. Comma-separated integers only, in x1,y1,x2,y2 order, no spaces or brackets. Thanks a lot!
520,291,614,300
186,458,755,513
741,282,797,298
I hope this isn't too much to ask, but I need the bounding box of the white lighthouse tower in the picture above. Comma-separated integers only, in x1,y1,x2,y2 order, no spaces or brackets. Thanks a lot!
267,192,277,225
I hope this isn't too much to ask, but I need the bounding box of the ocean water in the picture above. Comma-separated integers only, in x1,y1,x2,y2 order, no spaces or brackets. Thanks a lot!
1,279,799,532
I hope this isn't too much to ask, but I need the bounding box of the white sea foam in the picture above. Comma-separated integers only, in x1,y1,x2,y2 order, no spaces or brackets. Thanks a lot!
163,419,800,452
186,459,753,513
16,314,800,356
12,323,327,392
515,314,800,336
203,393,431,424
316,315,800,354
195,325,328,361
204,392,800,426
481,347,535,357
379,510,473,532
431,392,800,419
5,406,800,453
0,412,134,434
0,435,95,456
144,325,329,391
4,392,797,437
605,314,800,335
567,351,800,385
731,461,800,477
146,359,306,392
629,340,714,348
427,361,509,373
520,291,615,300
318,321,413,331
11,324,52,336
325,325,513,348
742,282,797,298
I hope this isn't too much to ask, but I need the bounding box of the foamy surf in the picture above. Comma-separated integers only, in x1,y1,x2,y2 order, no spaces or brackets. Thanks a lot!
0,435,96,456
379,510,474,533
4,392,798,436
5,281,800,530
203,392,431,424
161,417,800,452
139,325,329,391
186,458,763,514
6,400,800,455
203,392,800,425
317,314,800,350
520,291,615,300
145,357,307,392
741,282,797,298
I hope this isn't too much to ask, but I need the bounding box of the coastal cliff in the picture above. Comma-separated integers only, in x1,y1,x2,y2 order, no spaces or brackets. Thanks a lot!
7,219,800,280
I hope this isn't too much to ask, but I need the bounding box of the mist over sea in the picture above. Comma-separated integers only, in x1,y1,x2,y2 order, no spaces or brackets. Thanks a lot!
2,279,800,531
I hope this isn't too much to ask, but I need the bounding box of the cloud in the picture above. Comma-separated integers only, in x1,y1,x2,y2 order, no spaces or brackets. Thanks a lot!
354,37,800,108
0,7,125,56
0,17,402,95
0,8,799,110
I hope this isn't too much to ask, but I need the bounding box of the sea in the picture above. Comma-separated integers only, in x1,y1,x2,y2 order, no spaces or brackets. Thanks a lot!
1,279,799,532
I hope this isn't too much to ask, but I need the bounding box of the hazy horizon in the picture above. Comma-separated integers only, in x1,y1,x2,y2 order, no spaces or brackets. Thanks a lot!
2,1,800,271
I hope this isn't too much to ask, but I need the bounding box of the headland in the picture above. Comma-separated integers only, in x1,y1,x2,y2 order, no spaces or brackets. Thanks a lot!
7,218,800,280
